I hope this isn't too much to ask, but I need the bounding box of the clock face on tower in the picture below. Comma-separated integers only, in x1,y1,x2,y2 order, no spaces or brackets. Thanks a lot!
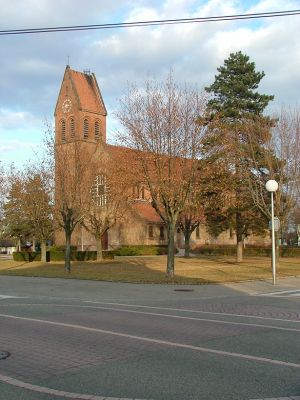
62,98,72,113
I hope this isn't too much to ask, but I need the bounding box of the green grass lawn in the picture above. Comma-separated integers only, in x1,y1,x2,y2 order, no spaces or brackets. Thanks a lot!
0,255,299,284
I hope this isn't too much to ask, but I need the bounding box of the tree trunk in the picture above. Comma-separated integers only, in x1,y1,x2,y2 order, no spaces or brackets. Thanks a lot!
65,230,72,273
236,212,243,262
96,235,103,261
41,239,47,263
184,230,192,258
237,240,243,263
17,237,21,252
166,222,176,278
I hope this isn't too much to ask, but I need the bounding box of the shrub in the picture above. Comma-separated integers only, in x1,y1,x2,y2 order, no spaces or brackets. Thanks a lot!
48,245,77,251
13,252,42,262
191,245,300,257
280,247,300,257
113,245,170,256
13,250,114,262
191,245,236,256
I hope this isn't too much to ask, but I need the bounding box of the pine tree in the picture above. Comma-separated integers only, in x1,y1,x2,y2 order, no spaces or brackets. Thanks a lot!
206,51,273,119
204,51,274,261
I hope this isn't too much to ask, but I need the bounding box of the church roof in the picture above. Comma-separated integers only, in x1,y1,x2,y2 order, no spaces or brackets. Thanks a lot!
54,66,107,116
69,68,107,115
131,202,163,224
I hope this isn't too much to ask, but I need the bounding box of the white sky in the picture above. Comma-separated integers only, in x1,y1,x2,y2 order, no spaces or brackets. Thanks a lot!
0,0,299,166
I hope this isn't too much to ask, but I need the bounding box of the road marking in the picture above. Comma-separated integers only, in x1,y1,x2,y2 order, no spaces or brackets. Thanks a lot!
251,397,300,400
3,299,299,324
257,289,300,298
0,295,27,299
83,300,300,324
0,373,150,400
2,303,299,334
0,313,299,369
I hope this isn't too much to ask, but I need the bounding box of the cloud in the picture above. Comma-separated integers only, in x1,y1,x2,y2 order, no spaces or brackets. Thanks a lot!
0,139,37,153
0,0,127,28
92,0,300,108
0,108,40,131
0,138,39,167
0,0,299,165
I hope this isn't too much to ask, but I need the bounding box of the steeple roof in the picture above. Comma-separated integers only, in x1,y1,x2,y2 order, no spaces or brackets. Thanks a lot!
54,66,107,116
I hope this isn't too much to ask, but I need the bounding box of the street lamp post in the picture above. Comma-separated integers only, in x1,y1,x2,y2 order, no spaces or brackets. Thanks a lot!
265,180,279,285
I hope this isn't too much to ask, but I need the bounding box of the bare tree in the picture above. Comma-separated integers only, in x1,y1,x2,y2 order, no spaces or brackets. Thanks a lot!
246,108,300,262
55,140,96,272
0,162,7,235
82,148,129,260
178,179,205,258
116,73,208,277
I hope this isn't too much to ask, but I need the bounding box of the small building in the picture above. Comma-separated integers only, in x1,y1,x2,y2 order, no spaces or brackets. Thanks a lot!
0,239,16,255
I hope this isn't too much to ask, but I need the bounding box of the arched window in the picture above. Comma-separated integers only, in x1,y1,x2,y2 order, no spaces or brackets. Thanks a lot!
132,185,145,199
91,175,107,207
95,120,101,141
70,118,75,139
83,118,89,139
61,119,66,142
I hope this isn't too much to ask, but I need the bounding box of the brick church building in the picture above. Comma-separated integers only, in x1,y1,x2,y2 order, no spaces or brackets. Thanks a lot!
54,66,269,251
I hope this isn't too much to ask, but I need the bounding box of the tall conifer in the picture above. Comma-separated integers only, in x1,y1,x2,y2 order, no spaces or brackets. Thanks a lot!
204,51,274,261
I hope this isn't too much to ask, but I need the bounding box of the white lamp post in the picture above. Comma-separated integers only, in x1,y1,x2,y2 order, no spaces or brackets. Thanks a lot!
265,180,278,285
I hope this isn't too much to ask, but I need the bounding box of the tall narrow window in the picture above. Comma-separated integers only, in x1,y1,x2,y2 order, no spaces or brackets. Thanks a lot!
83,118,89,139
61,119,66,142
133,185,139,199
159,226,165,240
148,225,154,239
196,225,200,239
95,120,101,141
91,175,107,207
70,118,75,139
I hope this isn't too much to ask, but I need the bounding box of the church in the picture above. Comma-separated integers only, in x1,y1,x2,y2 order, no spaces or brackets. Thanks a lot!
54,66,268,251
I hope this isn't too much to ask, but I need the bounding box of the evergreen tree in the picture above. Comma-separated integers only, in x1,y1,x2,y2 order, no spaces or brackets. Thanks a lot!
204,51,274,261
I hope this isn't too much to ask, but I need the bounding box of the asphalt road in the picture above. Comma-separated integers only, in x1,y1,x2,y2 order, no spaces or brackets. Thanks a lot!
0,275,299,400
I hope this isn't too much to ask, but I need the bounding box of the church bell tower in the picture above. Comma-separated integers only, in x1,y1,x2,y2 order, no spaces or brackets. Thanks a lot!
54,65,107,146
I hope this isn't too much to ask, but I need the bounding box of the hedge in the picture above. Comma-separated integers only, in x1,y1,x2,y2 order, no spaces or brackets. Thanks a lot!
13,250,114,262
12,246,300,262
13,252,43,262
113,245,171,256
191,245,300,257
280,247,300,257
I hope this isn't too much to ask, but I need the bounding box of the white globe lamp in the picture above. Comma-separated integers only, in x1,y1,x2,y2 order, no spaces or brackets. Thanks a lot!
265,180,278,193
265,179,278,285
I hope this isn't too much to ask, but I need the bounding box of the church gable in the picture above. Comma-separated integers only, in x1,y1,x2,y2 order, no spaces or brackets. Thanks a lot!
54,66,106,116
70,69,107,115
55,66,107,143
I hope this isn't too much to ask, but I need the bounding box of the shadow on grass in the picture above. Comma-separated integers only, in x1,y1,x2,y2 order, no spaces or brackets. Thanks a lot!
1,255,298,283
0,258,214,284
2,262,30,270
